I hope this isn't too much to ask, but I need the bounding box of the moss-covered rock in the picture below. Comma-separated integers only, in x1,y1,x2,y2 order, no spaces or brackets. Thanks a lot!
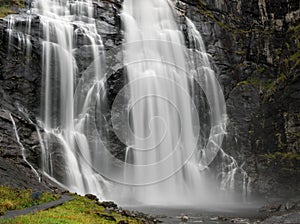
0,0,25,18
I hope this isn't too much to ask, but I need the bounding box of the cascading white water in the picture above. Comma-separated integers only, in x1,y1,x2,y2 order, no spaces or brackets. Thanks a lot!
5,0,250,205
30,0,107,196
6,14,32,57
186,18,251,199
116,0,229,204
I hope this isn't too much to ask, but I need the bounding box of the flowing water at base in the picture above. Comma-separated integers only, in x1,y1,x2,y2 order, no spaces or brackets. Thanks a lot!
126,203,264,224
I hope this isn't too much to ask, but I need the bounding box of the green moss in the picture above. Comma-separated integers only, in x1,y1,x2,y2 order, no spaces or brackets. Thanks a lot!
0,0,24,18
198,0,206,6
248,129,254,135
295,113,300,120
290,48,300,69
261,43,299,101
260,152,300,178
263,73,288,101
257,66,265,74
236,77,263,87
0,6,13,18
235,50,246,56
0,186,59,216
287,23,300,69
260,152,300,168
0,195,142,224
237,80,248,86
288,23,300,33
275,48,282,56
286,131,300,138
196,1,273,35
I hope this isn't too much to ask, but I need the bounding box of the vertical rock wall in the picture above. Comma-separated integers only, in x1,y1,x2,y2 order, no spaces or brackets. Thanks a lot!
0,0,299,197
180,0,300,196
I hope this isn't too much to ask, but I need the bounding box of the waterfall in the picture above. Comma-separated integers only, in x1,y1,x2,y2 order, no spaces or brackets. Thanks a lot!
113,0,229,205
6,13,32,57
185,17,251,200
4,0,250,205
31,0,107,197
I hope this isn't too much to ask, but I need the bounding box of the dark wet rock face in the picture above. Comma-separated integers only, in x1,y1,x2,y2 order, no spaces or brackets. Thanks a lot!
0,1,124,190
0,15,41,115
0,0,299,199
179,0,300,197
0,14,48,189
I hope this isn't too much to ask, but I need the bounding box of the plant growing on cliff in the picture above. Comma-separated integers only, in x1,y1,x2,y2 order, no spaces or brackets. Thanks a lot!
0,0,24,18
260,152,300,177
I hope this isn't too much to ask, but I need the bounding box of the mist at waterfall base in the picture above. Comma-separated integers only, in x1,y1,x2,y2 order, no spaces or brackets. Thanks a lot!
5,0,251,206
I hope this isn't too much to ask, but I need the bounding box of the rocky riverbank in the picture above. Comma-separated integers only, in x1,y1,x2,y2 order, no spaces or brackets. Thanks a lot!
1,185,299,224
125,199,300,224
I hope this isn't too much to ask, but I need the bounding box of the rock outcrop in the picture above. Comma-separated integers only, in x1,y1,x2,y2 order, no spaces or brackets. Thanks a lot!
179,0,300,197
0,0,299,198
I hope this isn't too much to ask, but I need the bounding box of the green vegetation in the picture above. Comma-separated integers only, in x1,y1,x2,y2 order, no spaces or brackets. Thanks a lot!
263,22,300,99
0,0,24,18
0,7,13,18
196,0,271,34
262,152,300,161
295,113,300,120
234,71,286,100
235,50,247,56
289,23,300,68
195,0,299,103
263,73,287,99
236,80,249,86
257,67,265,74
0,186,145,223
0,186,60,216
260,152,300,176
236,77,262,87
0,195,142,224
289,42,300,69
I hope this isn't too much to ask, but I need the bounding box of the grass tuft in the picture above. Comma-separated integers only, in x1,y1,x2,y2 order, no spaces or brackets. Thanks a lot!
0,195,142,224
0,186,59,216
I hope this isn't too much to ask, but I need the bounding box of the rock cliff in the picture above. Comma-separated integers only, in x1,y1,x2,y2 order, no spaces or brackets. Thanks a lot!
0,0,299,198
180,0,300,197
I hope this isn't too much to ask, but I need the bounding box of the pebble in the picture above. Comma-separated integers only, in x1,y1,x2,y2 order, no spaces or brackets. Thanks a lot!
181,215,189,222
